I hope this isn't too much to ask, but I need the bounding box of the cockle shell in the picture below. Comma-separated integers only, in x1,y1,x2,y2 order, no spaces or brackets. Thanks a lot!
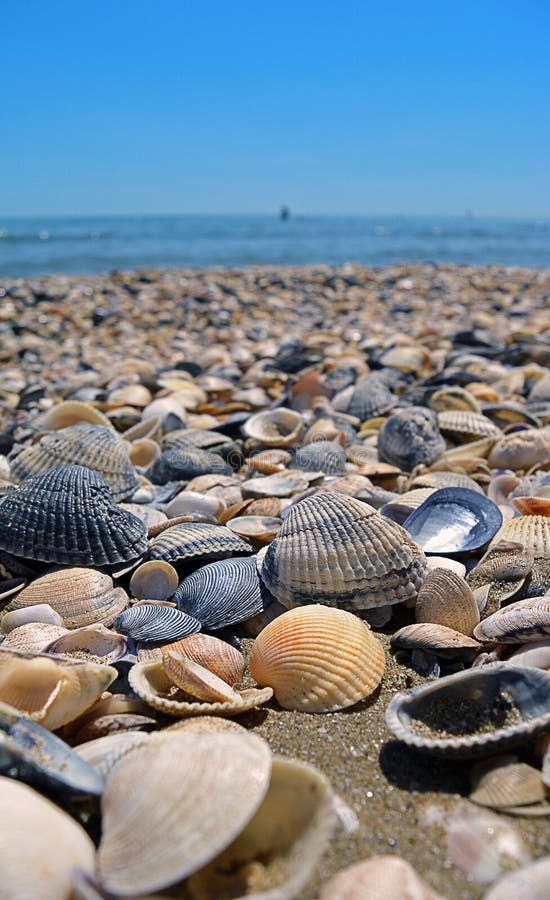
149,442,231,484
174,556,267,630
225,514,281,544
438,410,501,442
293,440,347,474
473,595,550,643
44,623,128,665
129,560,179,601
259,491,426,610
319,854,443,900
149,521,253,567
0,465,148,567
391,623,481,659
36,400,113,431
470,755,546,809
378,406,446,471
161,652,241,703
415,568,480,636
2,622,69,653
241,469,312,499
430,386,481,413
243,408,304,446
489,516,550,595
128,438,161,469
98,733,272,894
161,633,245,685
249,605,385,712
0,778,95,898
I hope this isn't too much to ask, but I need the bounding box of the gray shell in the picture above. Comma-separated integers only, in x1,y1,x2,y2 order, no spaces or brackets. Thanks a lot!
149,522,253,567
115,604,201,643
149,443,232,484
293,440,347,475
346,375,395,420
174,556,267,630
385,663,550,757
8,424,140,502
378,407,446,471
473,595,550,644
0,465,148,567
259,490,426,610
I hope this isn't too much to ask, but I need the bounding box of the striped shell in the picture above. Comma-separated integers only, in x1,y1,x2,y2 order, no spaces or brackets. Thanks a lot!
438,410,501,442
473,595,550,643
161,653,241,703
249,605,385,712
378,407,446,471
293,440,347,474
470,755,546,809
259,491,426,610
8,424,140,501
162,633,244,685
115,604,201,643
1,622,69,654
149,522,253,567
391,623,481,659
174,556,266,629
346,375,394,420
0,465,148,567
490,515,550,559
415,569,480,636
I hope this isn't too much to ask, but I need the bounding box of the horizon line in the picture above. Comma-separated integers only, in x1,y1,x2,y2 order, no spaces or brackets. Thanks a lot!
2,211,550,222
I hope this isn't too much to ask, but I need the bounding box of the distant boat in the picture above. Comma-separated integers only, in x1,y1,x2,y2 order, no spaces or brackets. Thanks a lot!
280,205,290,221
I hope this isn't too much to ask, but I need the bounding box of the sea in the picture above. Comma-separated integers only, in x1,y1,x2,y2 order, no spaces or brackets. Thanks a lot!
0,215,548,279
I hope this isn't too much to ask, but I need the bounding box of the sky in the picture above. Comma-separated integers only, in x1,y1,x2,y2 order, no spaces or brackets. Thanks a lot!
3,0,550,217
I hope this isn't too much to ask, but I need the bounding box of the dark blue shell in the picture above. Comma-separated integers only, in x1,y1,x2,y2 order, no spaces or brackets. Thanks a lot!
403,487,502,556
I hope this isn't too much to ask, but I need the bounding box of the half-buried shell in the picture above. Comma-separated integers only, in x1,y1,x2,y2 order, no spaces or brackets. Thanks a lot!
319,855,443,900
469,755,546,809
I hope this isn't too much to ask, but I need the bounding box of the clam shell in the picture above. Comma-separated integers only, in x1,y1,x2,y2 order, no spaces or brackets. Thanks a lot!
0,778,95,897
128,660,272,716
9,424,140,501
385,663,550,757
249,605,385,712
489,516,550,594
470,755,546,809
0,465,148,567
128,438,161,469
241,469,312,499
260,491,426,610
403,488,502,556
44,623,128,665
430,386,481,413
511,496,550,516
115,604,201,643
391,623,481,659
379,488,436,525
409,470,485,493
97,732,272,895
378,406,446,471
3,568,129,629
162,633,244,685
75,731,152,778
225,514,281,544
415,568,480,636
243,408,304,446
174,556,267,629
1,604,64,633
488,427,550,470
473,595,550,643
507,639,550,668
149,521,253,567
38,400,113,431
149,442,231,484
2,622,69,653
162,715,248,735
129,560,179,601
164,489,224,519
319,854,443,900
293,440,347,474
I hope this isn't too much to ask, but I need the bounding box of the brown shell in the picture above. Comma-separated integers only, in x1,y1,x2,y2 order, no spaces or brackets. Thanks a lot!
319,854,443,900
415,568,480,636
470,755,546,809
391,623,481,657
438,410,501,442
243,408,304,446
161,633,245,685
488,427,550,470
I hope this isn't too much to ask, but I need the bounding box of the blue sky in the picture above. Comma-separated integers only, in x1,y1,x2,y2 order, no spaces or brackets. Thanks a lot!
3,1,549,216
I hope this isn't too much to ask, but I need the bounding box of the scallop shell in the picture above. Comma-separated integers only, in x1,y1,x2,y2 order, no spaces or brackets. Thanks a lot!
115,604,201,643
9,424,140,501
128,660,272,717
488,427,550,470
129,560,179,601
403,488,502,556
249,605,385,712
346,375,395,420
378,406,446,471
0,778,95,898
162,633,244,685
415,568,480,636
0,465,148,567
319,854,443,900
243,408,304,446
473,595,550,643
3,568,129,629
0,649,117,730
385,663,550,757
149,521,253,567
174,556,267,629
438,410,502,442
260,491,426,610
470,755,546,809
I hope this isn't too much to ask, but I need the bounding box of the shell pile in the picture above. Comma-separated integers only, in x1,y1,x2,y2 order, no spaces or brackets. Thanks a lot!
1,262,550,897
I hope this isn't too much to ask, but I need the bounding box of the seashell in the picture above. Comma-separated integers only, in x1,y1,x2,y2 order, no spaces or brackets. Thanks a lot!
2,622,69,653
379,487,436,525
319,854,443,900
129,560,179,601
293,440,347,474
149,521,253,567
483,858,550,900
408,470,485,493
403,488,502,556
161,652,241,702
425,556,466,577
260,491,426,610
378,407,446,471
488,427,550,470
115,604,201,643
438,410,502,442
247,448,293,474
128,437,161,469
489,516,550,595
440,434,497,462
378,343,430,375
187,755,335,900
37,400,113,431
0,649,117,730
0,778,95,897
243,408,304,446
391,623,481,659
241,469,313,499
249,605,385,712
142,396,187,432
118,502,168,530
470,755,546,809
44,623,128,665
185,473,243,507
174,556,268,629
430,386,481,413
163,715,248,735
511,496,550,516
482,402,542,428
149,442,232,484
1,604,64,633
488,472,521,507
415,568,480,636
473,595,550,643
345,374,395,419
0,706,103,798
75,731,152,777
128,660,272,717
0,577,27,602
246,496,283,517
0,465,148,567
225,515,281,544
385,663,550,757
106,384,152,408
9,424,140,501
123,415,162,442
4,568,129,629
507,638,550,668
164,489,224,519
162,633,245,685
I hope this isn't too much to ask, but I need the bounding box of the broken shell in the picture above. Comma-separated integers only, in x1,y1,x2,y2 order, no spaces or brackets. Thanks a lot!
511,496,550,516
415,568,480,636
488,427,550,470
115,604,201,643
249,605,385,712
161,652,241,702
403,488,502,556
174,556,267,630
319,854,443,900
378,406,446,471
129,560,179,601
243,408,304,447
44,624,128,665
470,755,546,809
162,633,244,685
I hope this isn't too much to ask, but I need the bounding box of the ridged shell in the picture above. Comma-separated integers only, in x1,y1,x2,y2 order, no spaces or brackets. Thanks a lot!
0,465,148,566
488,427,550,470
174,556,267,629
97,732,272,895
408,470,485,493
128,660,272,717
149,522,253,567
0,778,95,898
293,440,347,474
415,569,480,636
243,408,304,446
161,653,241,702
3,568,129,628
319,854,443,900
438,410,502,442
241,469,312,499
2,622,69,653
492,515,550,559
9,424,140,501
403,488,502,556
473,595,550,643
385,663,550,757
391,623,481,658
346,375,395,420
249,605,385,712
149,442,232,484
470,755,546,809
162,633,245,685
115,604,201,643
129,560,179,601
260,491,426,610
378,407,446,471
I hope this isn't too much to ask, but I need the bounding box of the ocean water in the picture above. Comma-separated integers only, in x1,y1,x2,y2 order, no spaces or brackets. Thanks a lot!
0,215,548,278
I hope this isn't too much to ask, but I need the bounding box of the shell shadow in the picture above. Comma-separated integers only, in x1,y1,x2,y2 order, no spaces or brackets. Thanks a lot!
379,739,470,795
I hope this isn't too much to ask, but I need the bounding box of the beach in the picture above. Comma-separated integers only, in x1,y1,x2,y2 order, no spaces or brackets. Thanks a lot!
1,262,549,898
